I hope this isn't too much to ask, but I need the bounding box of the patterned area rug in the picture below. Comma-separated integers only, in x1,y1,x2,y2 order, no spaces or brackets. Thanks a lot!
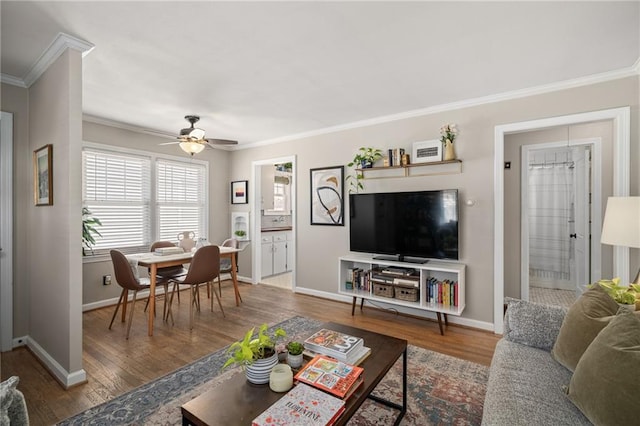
58,316,488,425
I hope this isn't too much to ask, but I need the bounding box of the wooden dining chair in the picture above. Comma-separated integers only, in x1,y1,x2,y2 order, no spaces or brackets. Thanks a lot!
149,241,188,320
167,245,225,330
109,249,152,339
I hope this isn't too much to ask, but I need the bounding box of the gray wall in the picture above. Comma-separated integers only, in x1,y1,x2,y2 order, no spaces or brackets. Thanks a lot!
231,75,639,326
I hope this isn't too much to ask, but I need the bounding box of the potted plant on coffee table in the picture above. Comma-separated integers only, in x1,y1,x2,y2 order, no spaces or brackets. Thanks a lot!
222,323,287,384
286,341,305,369
594,278,638,311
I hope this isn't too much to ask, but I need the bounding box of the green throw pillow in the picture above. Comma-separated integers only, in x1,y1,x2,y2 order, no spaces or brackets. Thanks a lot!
567,310,640,426
551,284,618,371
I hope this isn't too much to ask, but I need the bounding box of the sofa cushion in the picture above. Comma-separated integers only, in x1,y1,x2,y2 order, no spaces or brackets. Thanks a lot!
482,339,590,426
1,376,29,426
567,310,640,426
503,298,567,351
551,284,618,371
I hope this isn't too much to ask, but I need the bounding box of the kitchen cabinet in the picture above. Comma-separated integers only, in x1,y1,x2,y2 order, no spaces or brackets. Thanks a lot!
261,231,292,277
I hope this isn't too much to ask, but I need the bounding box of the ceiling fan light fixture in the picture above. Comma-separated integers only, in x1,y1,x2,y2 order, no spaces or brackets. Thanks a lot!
179,140,206,155
188,128,206,140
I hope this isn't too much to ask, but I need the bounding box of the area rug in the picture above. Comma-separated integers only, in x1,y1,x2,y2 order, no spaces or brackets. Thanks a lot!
58,316,488,425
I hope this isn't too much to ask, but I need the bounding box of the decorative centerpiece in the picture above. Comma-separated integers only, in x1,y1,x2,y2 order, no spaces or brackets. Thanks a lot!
222,324,287,384
286,341,304,368
346,147,383,193
440,123,458,161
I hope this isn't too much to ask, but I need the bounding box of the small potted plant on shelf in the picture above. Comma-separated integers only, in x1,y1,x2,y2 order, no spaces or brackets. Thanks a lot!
222,324,287,384
234,230,246,239
286,341,305,368
346,147,383,193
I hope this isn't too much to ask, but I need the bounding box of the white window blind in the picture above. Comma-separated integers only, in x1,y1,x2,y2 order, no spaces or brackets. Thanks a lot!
83,148,151,252
156,159,207,242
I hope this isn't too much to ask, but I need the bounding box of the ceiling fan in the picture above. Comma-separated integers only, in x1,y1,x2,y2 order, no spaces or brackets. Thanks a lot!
162,115,238,155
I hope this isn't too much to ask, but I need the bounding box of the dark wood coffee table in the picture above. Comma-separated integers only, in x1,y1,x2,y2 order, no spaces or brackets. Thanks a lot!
181,322,408,426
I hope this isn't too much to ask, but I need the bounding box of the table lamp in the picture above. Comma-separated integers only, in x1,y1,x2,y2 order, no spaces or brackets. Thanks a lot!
601,196,640,284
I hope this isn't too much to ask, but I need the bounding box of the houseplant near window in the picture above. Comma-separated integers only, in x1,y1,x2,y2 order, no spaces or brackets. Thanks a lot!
222,323,287,384
286,341,304,368
82,207,102,256
346,147,383,193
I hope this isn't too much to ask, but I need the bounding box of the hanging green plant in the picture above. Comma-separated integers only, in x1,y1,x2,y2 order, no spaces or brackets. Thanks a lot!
346,147,383,193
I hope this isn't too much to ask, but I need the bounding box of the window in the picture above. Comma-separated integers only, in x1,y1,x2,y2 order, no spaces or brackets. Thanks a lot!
82,144,208,256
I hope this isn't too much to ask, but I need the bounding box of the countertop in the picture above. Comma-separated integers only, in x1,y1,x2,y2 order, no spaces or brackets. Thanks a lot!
261,227,293,232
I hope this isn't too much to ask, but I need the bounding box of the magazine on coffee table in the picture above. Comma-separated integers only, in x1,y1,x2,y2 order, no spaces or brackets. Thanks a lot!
294,355,364,399
251,383,345,426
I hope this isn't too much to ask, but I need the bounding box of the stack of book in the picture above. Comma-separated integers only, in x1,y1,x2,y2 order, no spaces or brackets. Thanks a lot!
426,277,459,307
251,382,345,426
303,329,371,365
294,355,364,400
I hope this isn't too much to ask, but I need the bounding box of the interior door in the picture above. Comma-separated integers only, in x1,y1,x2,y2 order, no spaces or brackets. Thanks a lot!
573,147,590,296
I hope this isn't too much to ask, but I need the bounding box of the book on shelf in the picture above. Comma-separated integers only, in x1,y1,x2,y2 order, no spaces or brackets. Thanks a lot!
304,329,364,360
427,278,459,307
304,345,371,366
294,354,364,399
251,383,345,426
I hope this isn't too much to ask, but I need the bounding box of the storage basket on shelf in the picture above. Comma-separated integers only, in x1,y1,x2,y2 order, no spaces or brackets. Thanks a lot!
373,283,394,298
395,286,419,302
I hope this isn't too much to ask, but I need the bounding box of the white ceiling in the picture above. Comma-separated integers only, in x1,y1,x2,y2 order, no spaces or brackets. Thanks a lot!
2,1,639,146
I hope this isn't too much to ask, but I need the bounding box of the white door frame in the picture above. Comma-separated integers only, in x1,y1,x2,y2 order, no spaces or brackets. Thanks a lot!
494,107,630,334
250,156,296,288
520,138,602,301
1,112,14,351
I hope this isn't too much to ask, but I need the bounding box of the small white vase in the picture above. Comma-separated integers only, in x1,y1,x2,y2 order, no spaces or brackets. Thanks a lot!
287,352,304,369
269,364,293,392
617,303,636,312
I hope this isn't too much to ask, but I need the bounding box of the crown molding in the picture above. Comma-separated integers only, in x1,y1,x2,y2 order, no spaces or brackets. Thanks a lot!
2,33,94,89
0,73,27,88
239,57,640,150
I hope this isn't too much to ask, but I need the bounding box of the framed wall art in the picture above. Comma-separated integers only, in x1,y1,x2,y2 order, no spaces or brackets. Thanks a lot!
412,139,442,164
310,165,344,226
231,180,248,204
34,144,53,206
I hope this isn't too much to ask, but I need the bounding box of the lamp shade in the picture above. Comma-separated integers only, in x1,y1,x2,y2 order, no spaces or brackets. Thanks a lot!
601,197,640,248
179,141,206,155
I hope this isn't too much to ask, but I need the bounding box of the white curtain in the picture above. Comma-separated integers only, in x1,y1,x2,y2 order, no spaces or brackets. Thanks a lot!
528,163,573,281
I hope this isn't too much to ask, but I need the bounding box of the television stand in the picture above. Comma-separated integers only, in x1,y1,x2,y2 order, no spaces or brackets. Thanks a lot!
338,254,465,335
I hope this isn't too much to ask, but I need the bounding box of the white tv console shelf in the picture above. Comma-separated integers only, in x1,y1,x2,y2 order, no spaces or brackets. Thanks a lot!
338,254,465,335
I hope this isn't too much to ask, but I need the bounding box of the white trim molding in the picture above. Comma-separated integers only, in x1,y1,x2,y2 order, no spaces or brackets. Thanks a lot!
27,336,87,388
0,112,13,352
494,107,631,334
1,32,94,88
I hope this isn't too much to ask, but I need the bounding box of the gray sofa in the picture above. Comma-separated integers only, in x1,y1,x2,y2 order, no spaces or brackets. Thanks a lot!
481,299,591,425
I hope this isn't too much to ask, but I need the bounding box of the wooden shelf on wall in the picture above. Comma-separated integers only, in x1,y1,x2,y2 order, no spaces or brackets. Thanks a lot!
356,159,462,179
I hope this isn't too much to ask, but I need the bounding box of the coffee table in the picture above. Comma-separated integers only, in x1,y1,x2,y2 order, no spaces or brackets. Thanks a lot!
181,322,408,426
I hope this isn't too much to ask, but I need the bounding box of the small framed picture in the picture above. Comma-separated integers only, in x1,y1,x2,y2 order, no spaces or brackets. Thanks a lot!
34,144,53,206
231,180,248,204
412,139,442,164
310,165,344,226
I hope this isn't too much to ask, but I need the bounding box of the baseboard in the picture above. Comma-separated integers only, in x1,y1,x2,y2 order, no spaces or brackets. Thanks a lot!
26,336,87,389
293,286,494,332
12,335,27,348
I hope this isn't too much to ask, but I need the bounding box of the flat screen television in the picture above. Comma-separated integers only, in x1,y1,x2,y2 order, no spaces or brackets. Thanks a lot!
349,189,459,262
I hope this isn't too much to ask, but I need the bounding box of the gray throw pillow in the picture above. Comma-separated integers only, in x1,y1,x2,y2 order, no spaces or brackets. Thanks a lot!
551,284,619,371
567,310,640,426
503,297,567,351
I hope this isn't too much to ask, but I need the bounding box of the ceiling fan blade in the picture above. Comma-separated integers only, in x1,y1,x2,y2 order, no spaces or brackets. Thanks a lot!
159,141,181,145
205,138,238,145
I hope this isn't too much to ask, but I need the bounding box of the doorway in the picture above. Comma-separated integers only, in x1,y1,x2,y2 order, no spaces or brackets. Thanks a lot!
521,139,602,307
494,107,631,334
251,156,296,291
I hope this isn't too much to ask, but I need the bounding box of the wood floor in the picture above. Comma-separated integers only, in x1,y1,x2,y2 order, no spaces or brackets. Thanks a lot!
1,281,500,426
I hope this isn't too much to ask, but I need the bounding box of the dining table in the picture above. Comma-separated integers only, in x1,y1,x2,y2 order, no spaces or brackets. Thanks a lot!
126,246,242,336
